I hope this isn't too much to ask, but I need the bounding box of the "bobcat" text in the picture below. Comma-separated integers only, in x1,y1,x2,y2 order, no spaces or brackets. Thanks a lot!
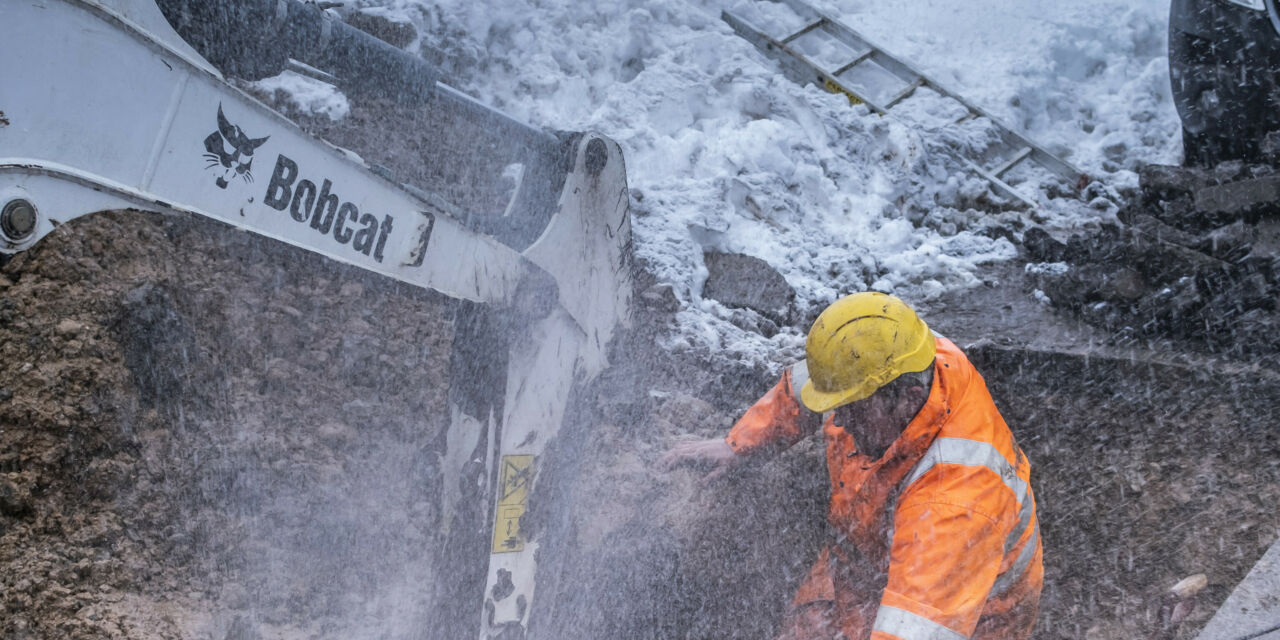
263,154,395,263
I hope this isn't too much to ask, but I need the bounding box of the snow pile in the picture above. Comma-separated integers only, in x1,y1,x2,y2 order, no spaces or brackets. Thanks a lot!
323,0,1177,367
824,0,1180,188
251,70,352,121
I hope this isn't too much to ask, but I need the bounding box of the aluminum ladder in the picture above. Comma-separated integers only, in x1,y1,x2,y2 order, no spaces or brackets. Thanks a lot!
722,0,1091,208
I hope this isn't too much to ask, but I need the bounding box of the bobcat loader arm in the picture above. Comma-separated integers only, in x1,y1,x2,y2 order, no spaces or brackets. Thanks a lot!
0,1,632,638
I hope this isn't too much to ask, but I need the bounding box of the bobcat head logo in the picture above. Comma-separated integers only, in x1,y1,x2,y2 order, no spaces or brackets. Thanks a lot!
204,105,269,189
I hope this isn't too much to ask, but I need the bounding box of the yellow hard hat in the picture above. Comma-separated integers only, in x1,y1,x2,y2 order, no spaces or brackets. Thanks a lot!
799,292,936,413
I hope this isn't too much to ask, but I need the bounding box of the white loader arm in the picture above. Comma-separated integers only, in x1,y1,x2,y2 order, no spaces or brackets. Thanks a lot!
0,0,537,305
0,1,633,639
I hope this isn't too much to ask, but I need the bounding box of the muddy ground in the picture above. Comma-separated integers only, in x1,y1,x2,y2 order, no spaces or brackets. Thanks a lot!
3,208,1278,640
0,211,457,639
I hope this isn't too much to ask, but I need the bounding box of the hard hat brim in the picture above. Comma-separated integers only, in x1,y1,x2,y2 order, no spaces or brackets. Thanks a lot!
798,345,937,413
799,377,878,413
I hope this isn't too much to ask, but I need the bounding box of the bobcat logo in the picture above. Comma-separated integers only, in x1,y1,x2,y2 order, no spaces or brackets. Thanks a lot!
203,105,269,189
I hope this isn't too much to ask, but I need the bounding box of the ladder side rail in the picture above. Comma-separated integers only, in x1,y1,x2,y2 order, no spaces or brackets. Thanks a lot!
723,10,884,111
1026,141,1090,186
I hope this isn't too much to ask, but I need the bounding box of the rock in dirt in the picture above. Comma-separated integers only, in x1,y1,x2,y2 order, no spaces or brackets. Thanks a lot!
0,476,32,517
638,282,681,313
702,251,795,326
1194,174,1280,218
1024,164,1280,359
1194,220,1253,263
112,284,200,411
1023,227,1069,263
725,306,780,338
55,318,84,337
1139,164,1211,204
1140,162,1280,231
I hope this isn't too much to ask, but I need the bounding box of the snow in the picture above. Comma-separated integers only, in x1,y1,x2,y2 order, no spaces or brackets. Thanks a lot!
251,70,352,121
820,0,1180,187
1025,261,1071,276
298,0,1181,368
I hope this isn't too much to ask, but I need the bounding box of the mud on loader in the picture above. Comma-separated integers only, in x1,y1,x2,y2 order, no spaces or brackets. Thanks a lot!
0,1,633,637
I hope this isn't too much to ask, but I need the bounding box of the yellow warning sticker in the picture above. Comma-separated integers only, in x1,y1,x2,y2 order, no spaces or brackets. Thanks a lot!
823,78,864,106
491,454,534,554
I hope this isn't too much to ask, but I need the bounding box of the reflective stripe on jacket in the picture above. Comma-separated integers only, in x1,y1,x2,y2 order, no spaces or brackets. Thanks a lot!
726,337,1042,640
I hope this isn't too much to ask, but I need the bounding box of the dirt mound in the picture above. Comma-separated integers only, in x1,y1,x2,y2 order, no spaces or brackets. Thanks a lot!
0,211,454,639
1024,163,1280,365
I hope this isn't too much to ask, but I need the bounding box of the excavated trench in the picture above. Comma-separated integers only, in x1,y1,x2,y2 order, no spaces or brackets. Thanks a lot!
2,210,1277,640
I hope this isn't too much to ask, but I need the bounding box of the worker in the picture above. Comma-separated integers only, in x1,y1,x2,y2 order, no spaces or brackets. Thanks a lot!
660,291,1042,640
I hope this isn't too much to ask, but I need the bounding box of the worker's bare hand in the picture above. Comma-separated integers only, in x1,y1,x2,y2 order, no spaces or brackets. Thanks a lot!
657,438,739,480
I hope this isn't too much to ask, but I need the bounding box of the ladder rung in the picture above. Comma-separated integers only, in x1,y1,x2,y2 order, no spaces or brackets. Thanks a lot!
832,49,875,77
991,147,1033,178
884,77,925,109
782,19,827,44
961,157,1037,208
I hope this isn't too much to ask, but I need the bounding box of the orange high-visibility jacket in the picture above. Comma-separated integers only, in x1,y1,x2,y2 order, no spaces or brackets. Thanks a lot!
726,337,1042,640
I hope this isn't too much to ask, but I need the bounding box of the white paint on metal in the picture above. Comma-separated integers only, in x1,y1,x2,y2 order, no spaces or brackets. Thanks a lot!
142,74,191,191
481,308,582,636
523,135,633,376
0,0,532,305
478,135,634,638
90,0,221,76
441,405,496,539
0,174,142,252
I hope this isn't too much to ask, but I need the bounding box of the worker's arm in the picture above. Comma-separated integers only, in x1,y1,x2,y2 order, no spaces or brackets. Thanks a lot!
870,469,1011,640
658,363,820,473
724,363,821,456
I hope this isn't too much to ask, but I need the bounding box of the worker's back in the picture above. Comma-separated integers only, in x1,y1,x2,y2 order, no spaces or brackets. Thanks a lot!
874,337,1042,640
